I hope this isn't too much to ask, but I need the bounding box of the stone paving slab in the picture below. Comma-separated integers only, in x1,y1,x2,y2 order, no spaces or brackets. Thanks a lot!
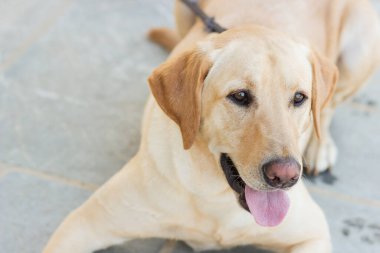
311,192,380,253
0,0,70,67
0,172,91,253
0,0,172,185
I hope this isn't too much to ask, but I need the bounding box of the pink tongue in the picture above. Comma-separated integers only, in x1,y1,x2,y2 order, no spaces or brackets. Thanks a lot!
245,185,290,227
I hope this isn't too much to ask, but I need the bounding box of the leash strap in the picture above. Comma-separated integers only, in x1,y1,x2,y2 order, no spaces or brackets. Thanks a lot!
180,0,227,33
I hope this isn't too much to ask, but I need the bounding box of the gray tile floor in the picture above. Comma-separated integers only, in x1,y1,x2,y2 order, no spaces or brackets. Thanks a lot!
0,1,380,253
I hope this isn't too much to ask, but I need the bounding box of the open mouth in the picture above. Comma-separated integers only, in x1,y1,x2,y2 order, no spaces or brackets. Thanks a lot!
220,153,290,227
220,153,249,211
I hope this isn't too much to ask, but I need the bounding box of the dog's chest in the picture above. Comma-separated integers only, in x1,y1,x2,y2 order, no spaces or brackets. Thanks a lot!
162,195,265,250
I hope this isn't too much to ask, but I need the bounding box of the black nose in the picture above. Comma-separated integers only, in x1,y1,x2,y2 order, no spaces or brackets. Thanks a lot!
262,157,301,189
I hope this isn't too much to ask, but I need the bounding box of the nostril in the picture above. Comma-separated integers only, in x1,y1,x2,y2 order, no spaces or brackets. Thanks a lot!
262,157,301,189
291,175,299,181
273,176,281,184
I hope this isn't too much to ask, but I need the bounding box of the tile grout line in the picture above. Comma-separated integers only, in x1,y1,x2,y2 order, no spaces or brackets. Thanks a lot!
0,162,99,192
349,100,378,113
0,168,10,178
0,0,75,72
308,185,380,209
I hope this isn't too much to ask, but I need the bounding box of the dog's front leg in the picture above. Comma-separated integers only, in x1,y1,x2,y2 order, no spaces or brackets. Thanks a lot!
42,205,127,253
304,106,337,175
43,155,163,253
288,237,331,253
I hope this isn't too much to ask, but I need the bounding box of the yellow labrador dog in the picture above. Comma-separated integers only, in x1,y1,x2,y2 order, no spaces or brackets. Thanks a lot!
43,0,380,252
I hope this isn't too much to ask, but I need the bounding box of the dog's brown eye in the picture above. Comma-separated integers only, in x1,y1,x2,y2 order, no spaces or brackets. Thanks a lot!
293,92,308,107
227,90,252,107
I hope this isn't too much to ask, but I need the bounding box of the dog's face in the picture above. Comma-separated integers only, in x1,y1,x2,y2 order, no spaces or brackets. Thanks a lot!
201,32,314,190
149,27,337,226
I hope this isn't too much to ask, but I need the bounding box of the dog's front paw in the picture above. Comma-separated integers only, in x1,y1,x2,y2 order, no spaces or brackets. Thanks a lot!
304,134,337,176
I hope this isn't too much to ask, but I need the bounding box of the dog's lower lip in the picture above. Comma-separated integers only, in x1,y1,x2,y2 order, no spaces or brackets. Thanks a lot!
238,191,249,211
220,153,249,211
220,153,245,193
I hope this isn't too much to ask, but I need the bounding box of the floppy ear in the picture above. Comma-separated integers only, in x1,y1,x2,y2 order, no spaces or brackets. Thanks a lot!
148,49,211,149
310,51,338,139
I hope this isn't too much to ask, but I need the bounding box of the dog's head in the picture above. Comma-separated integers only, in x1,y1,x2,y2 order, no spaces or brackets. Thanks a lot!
148,27,337,227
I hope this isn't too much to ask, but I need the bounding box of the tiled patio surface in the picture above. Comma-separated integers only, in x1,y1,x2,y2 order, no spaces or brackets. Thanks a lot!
1,1,380,253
